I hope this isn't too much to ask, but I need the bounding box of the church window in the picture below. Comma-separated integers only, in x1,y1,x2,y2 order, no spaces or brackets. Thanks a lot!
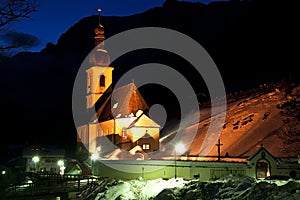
100,75,105,87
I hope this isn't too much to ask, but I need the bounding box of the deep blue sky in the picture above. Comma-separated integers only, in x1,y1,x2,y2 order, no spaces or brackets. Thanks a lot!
9,0,220,52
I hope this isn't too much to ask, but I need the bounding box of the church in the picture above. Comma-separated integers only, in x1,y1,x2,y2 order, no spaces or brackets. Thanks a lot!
76,11,160,160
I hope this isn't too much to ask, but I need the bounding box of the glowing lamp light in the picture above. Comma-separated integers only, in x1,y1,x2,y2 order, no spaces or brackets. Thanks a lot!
175,142,185,155
1,170,6,175
91,153,99,161
174,142,185,179
57,160,64,167
57,160,65,175
32,156,40,173
32,156,40,163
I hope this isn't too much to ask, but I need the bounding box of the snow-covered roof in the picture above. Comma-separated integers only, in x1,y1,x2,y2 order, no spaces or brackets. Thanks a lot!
128,113,160,129
93,82,149,122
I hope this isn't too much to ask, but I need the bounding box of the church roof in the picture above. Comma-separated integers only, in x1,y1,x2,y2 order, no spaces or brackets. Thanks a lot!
92,82,149,122
247,147,278,162
128,113,160,129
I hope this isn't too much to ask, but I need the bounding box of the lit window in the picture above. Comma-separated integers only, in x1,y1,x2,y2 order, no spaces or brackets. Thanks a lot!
142,144,150,150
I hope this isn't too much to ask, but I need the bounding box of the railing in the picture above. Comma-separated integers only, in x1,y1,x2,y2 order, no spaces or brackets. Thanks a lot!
3,174,102,199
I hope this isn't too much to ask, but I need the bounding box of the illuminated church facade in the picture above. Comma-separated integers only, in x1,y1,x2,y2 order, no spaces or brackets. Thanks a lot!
76,12,160,160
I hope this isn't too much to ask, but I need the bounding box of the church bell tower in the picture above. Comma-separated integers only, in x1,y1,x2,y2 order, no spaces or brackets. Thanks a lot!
86,8,114,109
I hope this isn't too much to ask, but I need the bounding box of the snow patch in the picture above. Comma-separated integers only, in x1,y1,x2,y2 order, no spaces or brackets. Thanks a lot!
81,176,300,200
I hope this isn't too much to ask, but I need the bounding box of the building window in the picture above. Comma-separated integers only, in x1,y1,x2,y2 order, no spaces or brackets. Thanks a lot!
100,75,105,87
142,144,150,150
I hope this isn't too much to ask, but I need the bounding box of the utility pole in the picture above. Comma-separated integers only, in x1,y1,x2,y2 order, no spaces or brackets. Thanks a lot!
174,150,177,179
216,138,223,161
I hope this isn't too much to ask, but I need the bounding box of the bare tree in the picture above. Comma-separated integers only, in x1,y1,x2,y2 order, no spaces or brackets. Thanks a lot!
1,31,39,50
0,0,39,53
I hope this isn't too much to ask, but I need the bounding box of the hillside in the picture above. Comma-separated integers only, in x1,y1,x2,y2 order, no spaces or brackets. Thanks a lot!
161,81,300,159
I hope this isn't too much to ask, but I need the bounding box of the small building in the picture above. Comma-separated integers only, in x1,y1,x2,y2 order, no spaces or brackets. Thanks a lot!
23,145,65,174
246,147,279,179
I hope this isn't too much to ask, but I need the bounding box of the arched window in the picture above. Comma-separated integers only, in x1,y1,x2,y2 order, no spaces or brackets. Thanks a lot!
100,75,105,87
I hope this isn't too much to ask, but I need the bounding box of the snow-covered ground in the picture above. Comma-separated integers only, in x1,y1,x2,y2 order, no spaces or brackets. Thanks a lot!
74,175,300,200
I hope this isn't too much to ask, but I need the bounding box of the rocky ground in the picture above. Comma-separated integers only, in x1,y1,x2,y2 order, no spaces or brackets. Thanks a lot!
73,175,300,200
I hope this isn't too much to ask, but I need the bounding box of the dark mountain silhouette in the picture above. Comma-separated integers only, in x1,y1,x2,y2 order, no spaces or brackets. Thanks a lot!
0,0,298,161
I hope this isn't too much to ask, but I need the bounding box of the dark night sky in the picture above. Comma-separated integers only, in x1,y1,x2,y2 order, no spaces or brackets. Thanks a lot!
8,0,222,53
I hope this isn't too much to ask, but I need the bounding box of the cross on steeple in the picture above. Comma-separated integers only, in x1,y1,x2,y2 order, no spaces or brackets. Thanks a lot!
216,138,223,161
94,8,105,46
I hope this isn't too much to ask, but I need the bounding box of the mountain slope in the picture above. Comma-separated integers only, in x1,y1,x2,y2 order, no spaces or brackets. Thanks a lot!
161,82,300,158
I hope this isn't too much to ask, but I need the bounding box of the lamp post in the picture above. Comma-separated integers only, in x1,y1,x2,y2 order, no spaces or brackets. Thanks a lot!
91,153,99,175
57,159,65,175
32,156,40,173
174,143,185,179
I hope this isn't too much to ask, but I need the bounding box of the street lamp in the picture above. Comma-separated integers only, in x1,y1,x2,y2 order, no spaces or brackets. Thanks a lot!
174,142,185,179
57,159,65,175
91,153,99,175
32,156,40,173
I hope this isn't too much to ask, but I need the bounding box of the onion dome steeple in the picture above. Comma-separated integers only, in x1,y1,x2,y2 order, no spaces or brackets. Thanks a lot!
89,8,110,67
94,8,105,46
